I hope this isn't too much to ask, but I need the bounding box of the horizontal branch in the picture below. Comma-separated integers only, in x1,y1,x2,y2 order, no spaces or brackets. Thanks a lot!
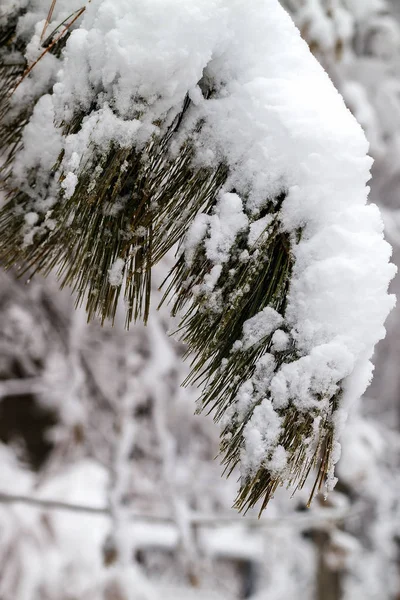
0,379,43,398
0,492,107,515
0,490,363,529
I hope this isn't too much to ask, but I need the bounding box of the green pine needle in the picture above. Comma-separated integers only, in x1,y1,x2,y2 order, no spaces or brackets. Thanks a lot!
0,35,340,513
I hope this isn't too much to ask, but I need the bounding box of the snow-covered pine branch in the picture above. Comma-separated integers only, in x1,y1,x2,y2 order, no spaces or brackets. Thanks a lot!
0,0,395,512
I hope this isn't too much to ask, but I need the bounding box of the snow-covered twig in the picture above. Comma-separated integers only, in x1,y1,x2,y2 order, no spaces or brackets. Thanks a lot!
0,379,43,398
0,490,366,530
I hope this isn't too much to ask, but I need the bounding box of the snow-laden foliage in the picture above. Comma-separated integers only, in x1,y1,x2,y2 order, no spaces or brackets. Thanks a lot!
0,0,395,514
1,0,400,599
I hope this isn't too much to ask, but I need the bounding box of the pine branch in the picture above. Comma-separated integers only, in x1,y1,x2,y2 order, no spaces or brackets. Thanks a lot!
0,88,228,326
0,68,347,513
0,12,26,175
0,0,393,516
159,190,343,512
0,3,78,181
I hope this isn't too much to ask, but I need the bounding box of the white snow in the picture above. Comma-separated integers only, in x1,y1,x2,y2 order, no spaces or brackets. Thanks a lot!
108,258,125,287
248,215,274,248
271,329,290,352
241,308,284,351
204,193,248,265
62,172,78,199
185,214,210,266
242,401,284,475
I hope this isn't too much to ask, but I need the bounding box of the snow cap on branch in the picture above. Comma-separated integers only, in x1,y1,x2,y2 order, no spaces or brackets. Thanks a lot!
0,0,396,512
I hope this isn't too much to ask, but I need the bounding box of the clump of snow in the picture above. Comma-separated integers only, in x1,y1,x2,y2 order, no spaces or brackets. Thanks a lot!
108,258,125,287
241,402,283,475
62,172,78,199
270,342,356,412
241,308,284,351
186,192,248,271
268,445,288,475
248,215,274,248
204,193,248,264
203,265,223,292
24,212,38,227
13,94,63,193
61,105,144,181
271,329,290,353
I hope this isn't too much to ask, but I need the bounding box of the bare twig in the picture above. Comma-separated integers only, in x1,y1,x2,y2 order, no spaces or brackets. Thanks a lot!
0,490,365,530
0,378,43,398
13,6,86,93
0,492,107,515
40,0,58,42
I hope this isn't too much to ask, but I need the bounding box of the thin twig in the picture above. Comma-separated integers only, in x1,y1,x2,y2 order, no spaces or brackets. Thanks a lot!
0,491,365,529
13,6,86,93
0,378,43,398
0,492,107,515
40,0,58,42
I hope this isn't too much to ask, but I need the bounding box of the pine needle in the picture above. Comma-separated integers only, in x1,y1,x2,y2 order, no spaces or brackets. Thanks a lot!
40,0,58,42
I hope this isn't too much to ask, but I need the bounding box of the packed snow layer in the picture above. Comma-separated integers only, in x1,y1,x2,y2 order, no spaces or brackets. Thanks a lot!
9,0,396,484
